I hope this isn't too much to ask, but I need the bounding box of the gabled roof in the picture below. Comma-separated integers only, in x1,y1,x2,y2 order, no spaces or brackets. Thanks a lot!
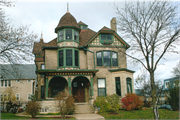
78,21,88,26
0,64,36,80
84,26,130,48
33,38,57,56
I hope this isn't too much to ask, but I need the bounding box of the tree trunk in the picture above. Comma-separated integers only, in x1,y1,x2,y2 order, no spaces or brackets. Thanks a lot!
150,71,159,119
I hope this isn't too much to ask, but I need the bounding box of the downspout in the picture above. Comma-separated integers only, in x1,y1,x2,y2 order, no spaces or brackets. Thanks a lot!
79,46,96,70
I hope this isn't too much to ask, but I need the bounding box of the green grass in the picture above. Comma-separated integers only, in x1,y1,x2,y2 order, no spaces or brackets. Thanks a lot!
99,108,179,119
1,113,75,119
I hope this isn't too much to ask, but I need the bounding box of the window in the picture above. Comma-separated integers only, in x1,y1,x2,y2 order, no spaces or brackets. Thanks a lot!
28,94,31,100
59,50,63,66
4,94,7,101
66,29,72,39
75,50,79,66
101,33,112,40
96,51,118,66
17,80,20,82
58,49,79,67
165,81,169,88
16,94,20,101
59,30,63,41
8,80,11,87
5,80,7,87
1,80,3,87
115,77,121,96
74,30,78,40
28,80,31,82
1,94,3,101
126,78,132,93
97,78,106,97
41,64,45,69
66,49,72,66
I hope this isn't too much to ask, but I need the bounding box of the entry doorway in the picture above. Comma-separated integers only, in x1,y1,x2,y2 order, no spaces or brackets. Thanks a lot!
72,76,90,102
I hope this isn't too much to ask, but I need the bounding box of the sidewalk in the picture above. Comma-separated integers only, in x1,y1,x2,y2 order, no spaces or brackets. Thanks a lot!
16,112,105,119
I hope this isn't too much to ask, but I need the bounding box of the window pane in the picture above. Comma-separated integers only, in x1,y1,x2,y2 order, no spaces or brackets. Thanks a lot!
97,52,102,66
41,64,45,69
103,51,111,66
75,50,79,66
16,94,19,100
66,50,72,66
1,95,3,101
116,77,121,96
59,50,63,66
98,88,105,97
101,34,106,40
5,80,7,87
59,30,63,41
1,80,3,87
107,34,112,40
74,31,78,40
112,52,118,66
98,79,105,88
127,83,131,93
4,94,7,101
8,80,11,87
83,26,87,29
66,29,72,39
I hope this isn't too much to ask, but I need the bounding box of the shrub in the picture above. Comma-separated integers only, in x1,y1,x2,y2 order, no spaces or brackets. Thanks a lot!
94,97,109,113
25,101,41,118
56,92,75,118
106,94,120,113
143,101,151,107
121,93,143,112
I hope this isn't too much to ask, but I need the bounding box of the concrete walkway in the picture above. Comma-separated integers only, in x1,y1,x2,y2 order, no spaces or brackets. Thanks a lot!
16,112,104,119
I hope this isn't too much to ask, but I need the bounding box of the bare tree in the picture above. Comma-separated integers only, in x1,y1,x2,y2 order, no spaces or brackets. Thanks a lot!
0,0,37,64
171,61,180,77
115,0,180,119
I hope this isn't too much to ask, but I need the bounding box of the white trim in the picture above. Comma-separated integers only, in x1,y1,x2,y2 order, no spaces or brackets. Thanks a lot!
16,93,20,101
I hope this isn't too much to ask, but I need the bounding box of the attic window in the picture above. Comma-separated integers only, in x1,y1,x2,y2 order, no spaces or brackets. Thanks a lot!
101,33,112,40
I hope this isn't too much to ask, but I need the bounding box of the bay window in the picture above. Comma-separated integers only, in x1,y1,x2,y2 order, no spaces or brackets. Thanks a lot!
66,49,72,66
126,78,132,93
59,30,63,41
58,29,79,41
115,77,121,96
66,29,72,39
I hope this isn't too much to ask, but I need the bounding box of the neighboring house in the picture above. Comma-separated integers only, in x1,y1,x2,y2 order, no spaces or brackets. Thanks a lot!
0,64,36,107
33,8,135,104
162,76,179,102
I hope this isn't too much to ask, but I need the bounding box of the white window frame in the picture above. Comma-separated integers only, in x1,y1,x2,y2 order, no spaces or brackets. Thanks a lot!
16,93,20,101
165,81,169,88
1,80,3,87
28,93,31,100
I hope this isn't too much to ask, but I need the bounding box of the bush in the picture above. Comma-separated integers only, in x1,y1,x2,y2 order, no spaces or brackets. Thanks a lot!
143,101,151,107
167,83,179,111
25,101,41,118
56,92,75,118
106,94,120,113
121,93,143,112
94,97,109,113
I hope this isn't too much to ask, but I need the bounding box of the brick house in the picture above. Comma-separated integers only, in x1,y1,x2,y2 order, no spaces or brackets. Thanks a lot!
33,9,135,104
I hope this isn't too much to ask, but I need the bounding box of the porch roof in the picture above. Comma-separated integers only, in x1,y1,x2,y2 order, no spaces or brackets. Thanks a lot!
36,69,99,74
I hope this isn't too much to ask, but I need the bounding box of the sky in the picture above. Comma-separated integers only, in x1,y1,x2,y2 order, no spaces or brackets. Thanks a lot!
2,0,180,84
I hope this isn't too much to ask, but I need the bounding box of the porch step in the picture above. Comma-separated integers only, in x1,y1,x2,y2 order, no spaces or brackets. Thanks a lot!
74,102,94,114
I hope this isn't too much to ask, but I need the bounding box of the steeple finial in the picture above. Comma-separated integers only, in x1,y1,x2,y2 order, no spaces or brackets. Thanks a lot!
41,31,43,39
67,3,69,13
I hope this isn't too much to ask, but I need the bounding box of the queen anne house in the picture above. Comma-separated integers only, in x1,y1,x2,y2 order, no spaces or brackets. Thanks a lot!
33,7,135,105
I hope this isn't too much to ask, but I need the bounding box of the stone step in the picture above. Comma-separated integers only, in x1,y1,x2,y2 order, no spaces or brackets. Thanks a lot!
74,102,94,114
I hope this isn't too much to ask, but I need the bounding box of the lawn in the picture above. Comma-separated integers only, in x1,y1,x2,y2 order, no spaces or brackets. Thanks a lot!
1,113,75,119
99,108,179,119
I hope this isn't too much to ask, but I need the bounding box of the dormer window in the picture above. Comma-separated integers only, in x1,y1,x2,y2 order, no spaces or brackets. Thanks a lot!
101,33,112,40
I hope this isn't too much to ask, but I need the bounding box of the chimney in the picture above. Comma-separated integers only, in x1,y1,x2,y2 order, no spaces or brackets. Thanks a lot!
110,17,117,32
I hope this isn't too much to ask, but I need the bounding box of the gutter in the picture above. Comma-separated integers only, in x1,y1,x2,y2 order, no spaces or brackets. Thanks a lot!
79,46,96,70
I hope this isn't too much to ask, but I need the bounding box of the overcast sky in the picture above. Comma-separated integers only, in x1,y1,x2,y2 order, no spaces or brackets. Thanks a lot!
2,0,180,84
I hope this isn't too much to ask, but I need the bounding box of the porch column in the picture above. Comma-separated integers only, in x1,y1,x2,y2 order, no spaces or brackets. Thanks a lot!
68,76,71,95
90,76,94,96
45,76,48,98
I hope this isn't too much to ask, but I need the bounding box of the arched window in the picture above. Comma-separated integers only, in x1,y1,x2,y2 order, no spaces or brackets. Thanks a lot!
126,78,132,93
96,51,118,66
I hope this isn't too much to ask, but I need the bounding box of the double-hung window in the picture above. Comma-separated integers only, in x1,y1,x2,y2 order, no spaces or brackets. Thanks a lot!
97,78,106,97
16,94,20,101
5,80,7,87
126,78,132,93
66,49,72,66
59,30,63,41
101,33,112,40
8,80,11,87
74,30,78,41
59,50,63,66
75,50,79,66
66,29,72,39
115,77,121,96
97,51,118,66
1,80,3,87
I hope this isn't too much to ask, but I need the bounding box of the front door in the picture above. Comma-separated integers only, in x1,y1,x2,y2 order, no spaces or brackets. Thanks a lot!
73,81,85,102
